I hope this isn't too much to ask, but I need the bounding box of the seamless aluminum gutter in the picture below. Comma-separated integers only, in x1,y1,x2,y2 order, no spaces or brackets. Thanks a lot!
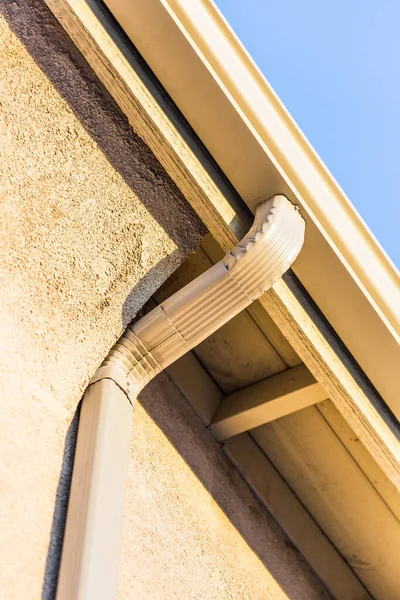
103,0,400,415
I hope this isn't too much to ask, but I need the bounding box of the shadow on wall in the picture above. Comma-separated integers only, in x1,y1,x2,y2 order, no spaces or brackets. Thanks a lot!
0,1,202,597
0,0,206,331
41,408,80,600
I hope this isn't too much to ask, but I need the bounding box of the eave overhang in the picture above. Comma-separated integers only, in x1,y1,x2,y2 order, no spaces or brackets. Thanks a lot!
43,0,400,489
102,0,400,412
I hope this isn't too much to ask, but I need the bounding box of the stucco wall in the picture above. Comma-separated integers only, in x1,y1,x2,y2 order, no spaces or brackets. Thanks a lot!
0,2,328,599
0,3,203,598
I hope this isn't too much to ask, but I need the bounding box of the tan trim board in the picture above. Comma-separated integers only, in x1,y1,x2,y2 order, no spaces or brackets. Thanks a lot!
44,0,400,491
211,365,327,440
263,273,400,489
224,433,370,600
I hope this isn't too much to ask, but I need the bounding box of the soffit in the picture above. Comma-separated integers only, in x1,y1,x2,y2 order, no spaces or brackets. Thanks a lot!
152,241,400,599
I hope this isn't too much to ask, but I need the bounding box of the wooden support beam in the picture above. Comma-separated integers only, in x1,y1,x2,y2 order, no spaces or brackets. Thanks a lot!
211,365,327,440
167,353,223,426
224,433,371,600
44,0,400,491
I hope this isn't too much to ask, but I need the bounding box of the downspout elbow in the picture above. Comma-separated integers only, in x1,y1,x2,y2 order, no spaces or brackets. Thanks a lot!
89,195,305,404
223,194,304,300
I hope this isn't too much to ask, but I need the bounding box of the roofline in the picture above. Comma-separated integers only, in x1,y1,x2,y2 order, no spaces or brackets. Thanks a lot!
43,0,400,486
164,0,399,336
102,0,400,413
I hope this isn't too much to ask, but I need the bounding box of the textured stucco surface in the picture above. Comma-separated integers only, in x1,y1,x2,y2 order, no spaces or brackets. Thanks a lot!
0,3,203,598
0,2,327,599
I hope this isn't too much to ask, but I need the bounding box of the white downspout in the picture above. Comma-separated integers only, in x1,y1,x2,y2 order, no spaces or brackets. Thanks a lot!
56,195,305,600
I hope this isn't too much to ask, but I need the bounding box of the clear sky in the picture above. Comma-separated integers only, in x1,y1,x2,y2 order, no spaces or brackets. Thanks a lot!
215,0,400,267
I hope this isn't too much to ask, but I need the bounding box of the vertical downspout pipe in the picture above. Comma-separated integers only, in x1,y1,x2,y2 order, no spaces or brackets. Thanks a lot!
56,195,305,599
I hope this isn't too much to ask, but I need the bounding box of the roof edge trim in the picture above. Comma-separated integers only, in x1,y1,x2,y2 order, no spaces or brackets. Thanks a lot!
160,0,399,341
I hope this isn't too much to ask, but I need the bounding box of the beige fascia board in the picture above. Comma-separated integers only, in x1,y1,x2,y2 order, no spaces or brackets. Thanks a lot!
102,0,400,416
57,196,305,600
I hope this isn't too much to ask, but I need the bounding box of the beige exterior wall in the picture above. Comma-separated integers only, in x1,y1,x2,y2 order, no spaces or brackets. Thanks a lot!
0,3,328,599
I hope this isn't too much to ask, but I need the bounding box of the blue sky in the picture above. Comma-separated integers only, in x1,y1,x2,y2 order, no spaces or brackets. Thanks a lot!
215,0,400,267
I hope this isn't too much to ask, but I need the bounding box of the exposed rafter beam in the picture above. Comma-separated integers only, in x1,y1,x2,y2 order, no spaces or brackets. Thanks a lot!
211,365,327,440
